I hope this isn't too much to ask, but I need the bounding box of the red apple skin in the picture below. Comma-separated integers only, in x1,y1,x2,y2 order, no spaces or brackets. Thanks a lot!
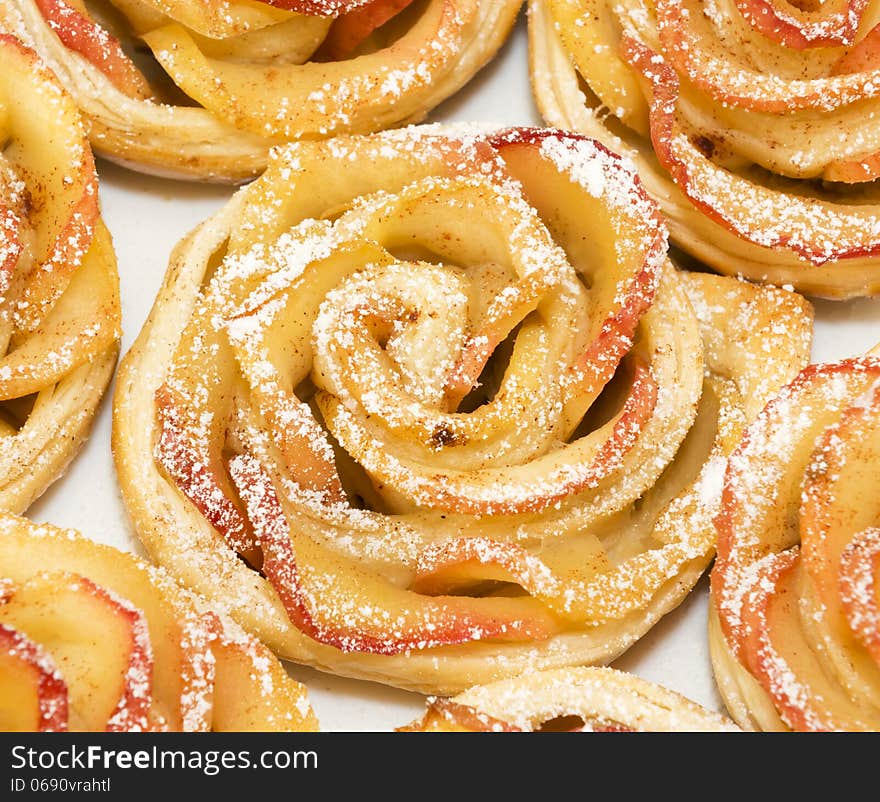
34,0,151,99
839,527,880,668
489,128,664,410
322,0,417,59
621,36,880,264
422,699,525,732
823,24,880,184
735,549,833,732
37,156,99,287
732,0,867,49
154,384,257,559
227,453,554,655
0,623,69,732
825,27,880,183
831,20,880,73
71,576,155,733
428,357,657,517
824,151,880,183
0,33,101,324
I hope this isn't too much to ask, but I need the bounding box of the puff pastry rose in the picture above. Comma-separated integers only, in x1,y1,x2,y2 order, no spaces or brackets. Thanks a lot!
0,0,521,182
530,0,880,298
0,35,120,514
711,345,880,731
400,666,738,731
0,511,317,732
113,125,812,694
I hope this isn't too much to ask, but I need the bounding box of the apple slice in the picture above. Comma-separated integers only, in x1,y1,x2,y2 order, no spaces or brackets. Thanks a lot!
229,454,559,655
800,380,880,634
489,128,664,432
839,528,880,669
0,572,153,732
546,0,650,132
737,551,874,730
400,697,634,732
155,381,257,560
398,699,524,732
34,0,151,99
0,623,68,732
823,150,880,183
413,538,560,598
321,0,417,59
0,508,202,731
832,21,880,74
621,37,880,266
733,0,868,49
0,35,100,335
412,533,610,625
320,356,656,516
822,23,880,183
256,0,374,12
200,612,317,732
142,0,462,140
0,221,120,401
655,0,880,112
119,0,291,38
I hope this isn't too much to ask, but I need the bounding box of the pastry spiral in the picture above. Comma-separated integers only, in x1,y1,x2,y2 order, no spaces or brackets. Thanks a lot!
399,666,739,731
0,511,317,732
711,345,880,731
530,0,880,298
113,125,812,694
0,35,120,514
0,0,522,182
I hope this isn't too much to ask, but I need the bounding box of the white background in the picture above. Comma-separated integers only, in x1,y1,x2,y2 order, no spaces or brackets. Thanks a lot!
28,12,880,731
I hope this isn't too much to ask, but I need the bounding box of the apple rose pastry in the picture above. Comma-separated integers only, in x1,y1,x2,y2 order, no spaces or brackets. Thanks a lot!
113,125,812,694
711,345,880,731
0,511,318,732
0,0,522,182
0,35,120,513
529,0,880,298
399,666,738,731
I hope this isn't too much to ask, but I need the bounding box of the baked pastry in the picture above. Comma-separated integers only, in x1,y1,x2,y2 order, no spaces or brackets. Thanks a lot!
0,0,522,182
529,0,880,299
0,511,317,732
113,124,812,694
399,666,738,731
711,345,880,731
0,34,120,514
